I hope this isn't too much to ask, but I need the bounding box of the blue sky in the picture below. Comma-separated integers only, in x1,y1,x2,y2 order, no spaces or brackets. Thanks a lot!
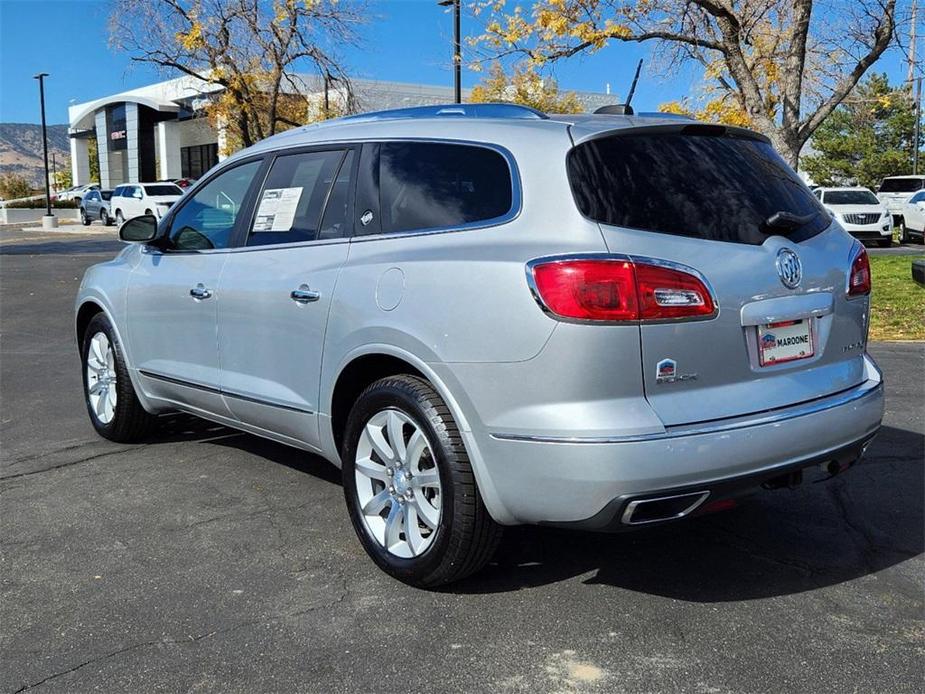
0,0,915,125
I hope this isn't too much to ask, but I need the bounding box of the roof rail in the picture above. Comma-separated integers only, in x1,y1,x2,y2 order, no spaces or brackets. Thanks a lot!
339,103,549,123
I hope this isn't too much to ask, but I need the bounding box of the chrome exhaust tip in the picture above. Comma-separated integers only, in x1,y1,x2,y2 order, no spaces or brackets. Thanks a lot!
621,490,711,526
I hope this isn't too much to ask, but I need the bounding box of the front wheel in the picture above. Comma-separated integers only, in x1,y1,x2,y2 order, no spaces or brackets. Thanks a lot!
899,218,911,244
100,209,111,226
115,210,124,226
341,375,501,587
81,313,157,442
80,208,90,226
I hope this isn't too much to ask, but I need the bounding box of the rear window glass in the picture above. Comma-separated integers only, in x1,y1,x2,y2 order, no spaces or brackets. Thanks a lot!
879,178,925,193
101,191,112,201
144,184,183,196
824,190,879,205
568,131,828,245
377,142,513,234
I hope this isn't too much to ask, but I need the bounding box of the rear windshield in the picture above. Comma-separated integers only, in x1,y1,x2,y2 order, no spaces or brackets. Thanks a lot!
879,178,924,193
568,131,828,245
100,191,112,201
144,184,183,196
824,190,879,205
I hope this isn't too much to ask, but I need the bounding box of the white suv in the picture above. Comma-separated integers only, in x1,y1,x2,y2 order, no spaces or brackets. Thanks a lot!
110,183,183,225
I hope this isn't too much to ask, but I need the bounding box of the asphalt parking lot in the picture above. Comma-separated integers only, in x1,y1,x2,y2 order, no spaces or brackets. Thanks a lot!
1,228,923,693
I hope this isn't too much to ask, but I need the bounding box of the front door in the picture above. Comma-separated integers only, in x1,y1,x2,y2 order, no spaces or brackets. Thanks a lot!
218,147,356,449
126,158,264,415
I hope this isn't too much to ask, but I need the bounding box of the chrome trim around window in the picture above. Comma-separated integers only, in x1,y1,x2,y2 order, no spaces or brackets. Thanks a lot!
490,374,883,445
524,252,720,326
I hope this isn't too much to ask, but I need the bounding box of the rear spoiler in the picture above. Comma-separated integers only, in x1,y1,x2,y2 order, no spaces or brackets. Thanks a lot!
569,122,772,146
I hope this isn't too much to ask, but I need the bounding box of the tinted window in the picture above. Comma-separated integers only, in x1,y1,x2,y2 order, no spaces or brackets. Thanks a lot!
113,186,123,197
825,190,879,205
247,149,345,246
879,178,925,192
568,131,827,245
375,142,513,234
101,191,112,201
144,184,183,196
911,191,925,203
85,192,97,201
319,150,354,240
168,159,261,251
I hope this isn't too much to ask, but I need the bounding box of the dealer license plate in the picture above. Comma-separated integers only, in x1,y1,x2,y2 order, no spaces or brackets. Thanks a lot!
757,319,814,366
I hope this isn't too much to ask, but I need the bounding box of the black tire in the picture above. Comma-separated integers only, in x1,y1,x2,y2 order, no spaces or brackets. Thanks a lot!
80,208,90,226
80,313,157,443
899,218,911,244
115,210,124,226
341,375,501,587
100,209,111,226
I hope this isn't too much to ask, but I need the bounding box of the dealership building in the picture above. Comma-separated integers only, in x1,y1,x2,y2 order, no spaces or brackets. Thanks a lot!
68,75,613,188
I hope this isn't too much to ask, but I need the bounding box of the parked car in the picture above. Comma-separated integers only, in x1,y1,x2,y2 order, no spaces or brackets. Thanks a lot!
110,182,184,225
813,187,892,247
877,175,925,222
79,189,114,226
899,189,925,244
57,183,99,204
76,104,883,586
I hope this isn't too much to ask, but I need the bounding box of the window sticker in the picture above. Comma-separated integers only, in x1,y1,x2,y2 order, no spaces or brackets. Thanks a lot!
253,187,303,232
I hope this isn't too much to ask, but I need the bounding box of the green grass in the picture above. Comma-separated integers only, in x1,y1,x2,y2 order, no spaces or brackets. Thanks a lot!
869,255,925,340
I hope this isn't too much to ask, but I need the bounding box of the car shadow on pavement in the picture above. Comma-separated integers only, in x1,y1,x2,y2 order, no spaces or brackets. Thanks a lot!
0,239,124,255
449,424,924,601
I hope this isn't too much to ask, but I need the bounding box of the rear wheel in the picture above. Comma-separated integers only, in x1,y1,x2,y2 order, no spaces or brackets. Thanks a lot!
115,210,124,226
81,313,157,442
100,209,110,226
341,375,501,587
900,218,911,244
80,208,90,226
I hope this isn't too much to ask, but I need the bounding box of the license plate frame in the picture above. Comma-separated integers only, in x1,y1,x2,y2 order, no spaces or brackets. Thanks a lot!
757,319,814,367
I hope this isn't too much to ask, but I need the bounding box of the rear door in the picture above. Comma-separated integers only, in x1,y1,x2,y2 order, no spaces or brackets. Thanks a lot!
567,127,869,427
217,146,356,448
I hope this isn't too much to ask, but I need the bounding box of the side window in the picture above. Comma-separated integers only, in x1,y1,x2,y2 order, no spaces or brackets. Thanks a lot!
113,186,122,198
912,192,925,203
813,189,822,200
168,159,262,251
319,150,355,240
247,149,345,246
132,186,143,199
374,142,513,235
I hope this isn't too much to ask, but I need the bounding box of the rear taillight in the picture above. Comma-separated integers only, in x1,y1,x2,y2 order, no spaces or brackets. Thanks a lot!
847,246,871,297
529,256,715,322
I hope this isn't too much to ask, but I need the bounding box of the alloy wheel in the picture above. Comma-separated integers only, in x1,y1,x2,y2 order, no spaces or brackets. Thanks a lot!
85,331,117,424
353,409,442,558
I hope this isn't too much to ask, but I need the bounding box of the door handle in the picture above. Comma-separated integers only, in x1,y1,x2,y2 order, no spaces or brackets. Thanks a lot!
189,283,213,300
291,284,321,304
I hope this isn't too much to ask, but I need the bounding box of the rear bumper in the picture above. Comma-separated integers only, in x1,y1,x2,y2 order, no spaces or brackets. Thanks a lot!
470,354,884,526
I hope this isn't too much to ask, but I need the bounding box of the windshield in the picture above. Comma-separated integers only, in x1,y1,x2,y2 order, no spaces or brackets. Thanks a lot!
824,190,879,205
568,130,827,245
879,178,925,193
144,184,183,196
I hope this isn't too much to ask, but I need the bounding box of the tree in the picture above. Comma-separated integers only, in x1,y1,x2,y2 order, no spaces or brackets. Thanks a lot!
470,62,584,112
473,0,902,168
802,74,922,189
110,0,364,152
54,167,73,192
0,173,33,201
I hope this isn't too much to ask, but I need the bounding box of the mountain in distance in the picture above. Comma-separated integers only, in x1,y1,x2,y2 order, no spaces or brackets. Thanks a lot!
0,123,71,187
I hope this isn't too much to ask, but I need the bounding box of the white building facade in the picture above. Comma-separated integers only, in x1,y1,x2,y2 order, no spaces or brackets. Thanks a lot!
69,75,613,188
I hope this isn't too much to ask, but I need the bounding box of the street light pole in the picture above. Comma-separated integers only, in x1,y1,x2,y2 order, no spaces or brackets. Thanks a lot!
33,72,52,218
439,0,461,104
914,77,922,176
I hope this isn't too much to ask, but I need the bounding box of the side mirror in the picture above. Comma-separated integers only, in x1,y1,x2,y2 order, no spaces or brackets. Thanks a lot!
119,215,158,243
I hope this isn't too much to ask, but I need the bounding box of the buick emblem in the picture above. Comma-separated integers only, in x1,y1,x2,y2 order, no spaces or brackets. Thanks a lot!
776,248,802,289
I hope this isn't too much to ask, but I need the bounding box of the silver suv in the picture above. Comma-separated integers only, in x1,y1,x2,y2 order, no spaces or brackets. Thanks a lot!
75,104,884,586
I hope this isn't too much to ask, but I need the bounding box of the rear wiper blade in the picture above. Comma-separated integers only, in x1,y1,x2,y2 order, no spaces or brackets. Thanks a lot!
761,211,818,234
